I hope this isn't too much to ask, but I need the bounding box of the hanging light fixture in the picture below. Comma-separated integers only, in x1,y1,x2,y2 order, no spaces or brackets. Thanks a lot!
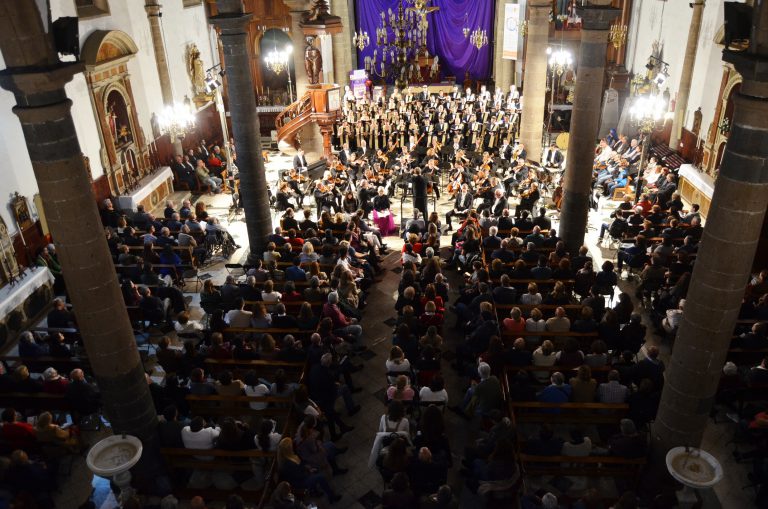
353,30,370,51
265,45,290,75
469,28,488,50
609,23,627,49
548,48,573,76
158,101,196,141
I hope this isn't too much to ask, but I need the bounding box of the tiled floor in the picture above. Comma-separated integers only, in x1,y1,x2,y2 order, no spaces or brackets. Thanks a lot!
30,151,758,508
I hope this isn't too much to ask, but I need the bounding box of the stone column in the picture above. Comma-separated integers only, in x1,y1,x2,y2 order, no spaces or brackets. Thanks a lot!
285,0,312,98
559,3,618,253
653,4,768,452
492,0,514,92
0,0,157,447
330,0,354,86
145,1,173,105
519,0,551,162
669,0,704,150
211,0,273,260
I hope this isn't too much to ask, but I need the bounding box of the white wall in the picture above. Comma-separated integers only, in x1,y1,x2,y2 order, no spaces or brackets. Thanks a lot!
0,0,213,237
626,0,744,137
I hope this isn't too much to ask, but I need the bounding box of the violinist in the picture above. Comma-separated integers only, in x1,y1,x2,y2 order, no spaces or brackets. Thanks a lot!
476,176,500,214
518,181,540,215
445,183,473,232
313,180,337,213
284,168,306,204
321,170,343,210
276,182,298,212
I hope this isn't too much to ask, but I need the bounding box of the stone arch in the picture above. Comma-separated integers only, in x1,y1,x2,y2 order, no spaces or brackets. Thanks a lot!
81,30,138,67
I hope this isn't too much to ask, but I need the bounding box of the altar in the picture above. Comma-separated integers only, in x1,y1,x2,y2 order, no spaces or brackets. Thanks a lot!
116,166,175,212
0,266,54,351
678,164,714,220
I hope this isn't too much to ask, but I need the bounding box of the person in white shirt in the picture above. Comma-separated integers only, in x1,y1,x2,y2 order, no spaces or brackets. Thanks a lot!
532,339,557,383
419,375,448,404
663,298,685,334
225,298,253,328
260,280,282,311
378,400,410,434
174,310,204,334
255,419,281,452
182,417,220,459
385,346,411,383
244,371,270,410
561,428,592,457
401,244,421,265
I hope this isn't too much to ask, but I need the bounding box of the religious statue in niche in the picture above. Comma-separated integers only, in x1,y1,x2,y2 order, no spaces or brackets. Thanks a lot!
106,90,133,147
187,43,207,99
12,192,32,230
692,107,702,137
304,36,323,85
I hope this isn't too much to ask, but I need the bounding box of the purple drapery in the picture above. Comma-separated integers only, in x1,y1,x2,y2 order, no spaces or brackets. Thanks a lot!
355,0,494,82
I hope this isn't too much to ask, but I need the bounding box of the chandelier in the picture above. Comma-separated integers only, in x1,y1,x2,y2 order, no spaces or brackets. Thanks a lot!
365,0,438,89
547,47,573,76
265,45,292,75
469,28,488,50
519,20,528,38
158,100,196,141
609,23,627,49
353,30,370,51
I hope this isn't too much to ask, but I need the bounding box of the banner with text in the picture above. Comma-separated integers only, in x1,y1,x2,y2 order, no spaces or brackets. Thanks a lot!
503,3,520,60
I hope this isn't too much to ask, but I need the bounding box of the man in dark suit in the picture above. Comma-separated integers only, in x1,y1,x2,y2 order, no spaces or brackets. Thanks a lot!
532,207,552,230
445,183,473,231
338,143,353,166
293,148,309,173
541,142,564,169
172,154,197,190
491,189,508,218
411,168,429,217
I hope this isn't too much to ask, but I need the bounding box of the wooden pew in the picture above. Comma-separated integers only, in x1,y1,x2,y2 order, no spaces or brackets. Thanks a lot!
185,394,292,418
0,356,91,375
518,453,646,479
494,303,584,319
202,359,307,385
222,327,314,343
508,401,629,425
160,448,274,503
0,392,71,413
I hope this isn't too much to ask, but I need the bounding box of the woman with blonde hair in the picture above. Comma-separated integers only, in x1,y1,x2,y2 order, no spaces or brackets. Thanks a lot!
521,282,542,305
525,307,546,347
299,242,318,264
35,411,80,451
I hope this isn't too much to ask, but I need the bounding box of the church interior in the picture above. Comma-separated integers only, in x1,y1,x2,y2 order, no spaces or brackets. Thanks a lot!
0,0,767,508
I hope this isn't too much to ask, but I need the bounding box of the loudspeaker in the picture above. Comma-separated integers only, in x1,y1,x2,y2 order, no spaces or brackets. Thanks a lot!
52,17,80,58
724,2,752,49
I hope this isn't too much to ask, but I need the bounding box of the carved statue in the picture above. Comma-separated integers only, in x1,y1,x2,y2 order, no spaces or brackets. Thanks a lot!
304,36,323,85
187,44,207,97
0,214,19,288
692,107,702,137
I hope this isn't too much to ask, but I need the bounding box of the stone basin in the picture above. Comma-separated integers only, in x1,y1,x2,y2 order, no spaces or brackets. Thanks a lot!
86,435,143,478
665,446,723,489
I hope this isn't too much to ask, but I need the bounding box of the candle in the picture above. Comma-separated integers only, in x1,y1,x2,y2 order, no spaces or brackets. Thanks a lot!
15,218,26,247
